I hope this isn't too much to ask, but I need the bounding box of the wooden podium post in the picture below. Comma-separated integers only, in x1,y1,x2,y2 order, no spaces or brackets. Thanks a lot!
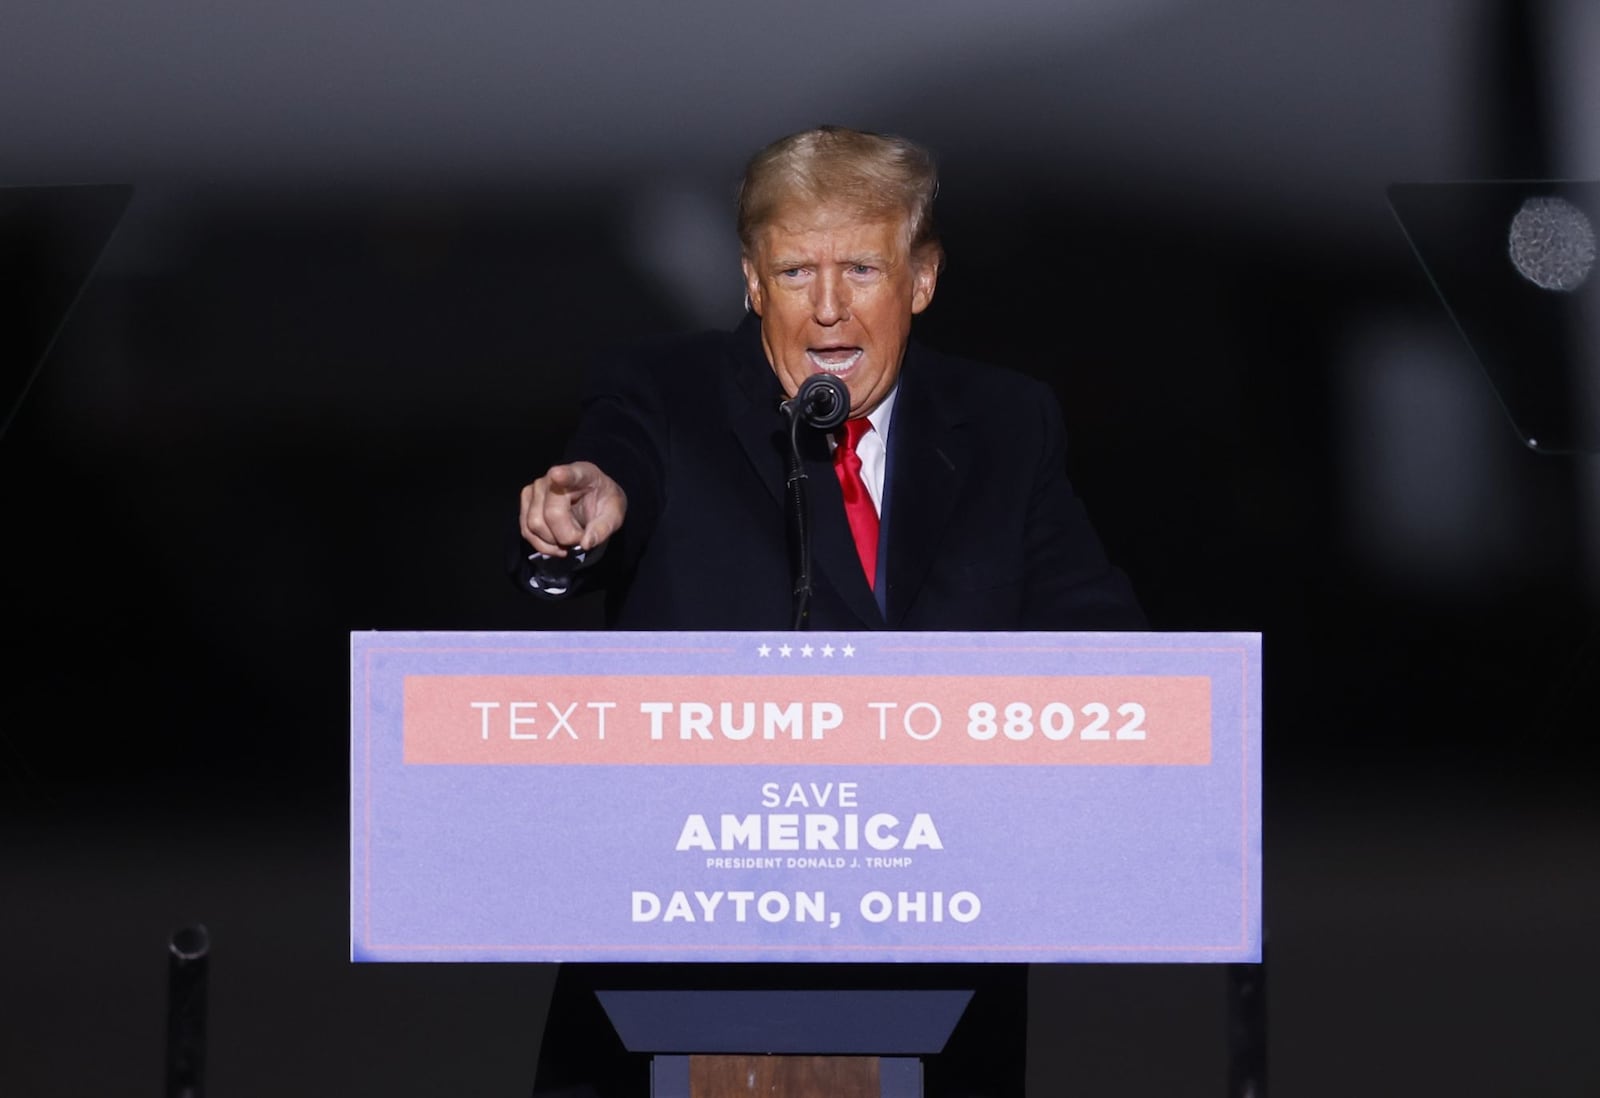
688,1055,878,1098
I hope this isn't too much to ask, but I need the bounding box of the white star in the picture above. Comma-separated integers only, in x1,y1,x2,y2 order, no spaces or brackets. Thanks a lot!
779,644,793,658
841,644,856,657
757,644,771,657
821,644,835,657
800,644,814,658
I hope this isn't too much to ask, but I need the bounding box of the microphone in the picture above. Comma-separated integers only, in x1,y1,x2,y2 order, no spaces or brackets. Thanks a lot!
781,372,851,430
778,373,851,630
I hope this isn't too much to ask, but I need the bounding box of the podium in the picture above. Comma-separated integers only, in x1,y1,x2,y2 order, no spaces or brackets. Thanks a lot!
351,630,1261,1095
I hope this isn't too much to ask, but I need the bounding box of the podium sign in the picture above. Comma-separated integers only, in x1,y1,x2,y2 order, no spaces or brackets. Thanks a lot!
351,631,1260,964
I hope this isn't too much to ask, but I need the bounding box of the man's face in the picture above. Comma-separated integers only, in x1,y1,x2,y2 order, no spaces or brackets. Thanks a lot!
742,203,938,418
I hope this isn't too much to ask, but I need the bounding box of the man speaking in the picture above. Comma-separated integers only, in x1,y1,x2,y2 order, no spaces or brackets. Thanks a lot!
517,126,1144,1096
519,125,1142,634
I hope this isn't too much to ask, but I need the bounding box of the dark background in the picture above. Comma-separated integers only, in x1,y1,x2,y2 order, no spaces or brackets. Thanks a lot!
3,2,1597,1095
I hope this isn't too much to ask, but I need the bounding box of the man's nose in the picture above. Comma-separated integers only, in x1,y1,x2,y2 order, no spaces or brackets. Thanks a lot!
811,271,850,324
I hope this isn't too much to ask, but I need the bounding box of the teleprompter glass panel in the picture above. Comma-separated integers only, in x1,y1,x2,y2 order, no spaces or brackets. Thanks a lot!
1388,181,1600,455
0,184,132,438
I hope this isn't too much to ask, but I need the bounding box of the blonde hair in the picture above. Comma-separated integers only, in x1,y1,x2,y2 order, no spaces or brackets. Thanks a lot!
737,126,942,264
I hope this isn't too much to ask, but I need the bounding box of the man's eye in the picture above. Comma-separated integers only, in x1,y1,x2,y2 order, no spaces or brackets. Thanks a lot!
779,267,806,278
850,264,876,276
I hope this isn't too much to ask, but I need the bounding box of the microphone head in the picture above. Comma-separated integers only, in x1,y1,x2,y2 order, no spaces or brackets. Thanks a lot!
795,372,850,430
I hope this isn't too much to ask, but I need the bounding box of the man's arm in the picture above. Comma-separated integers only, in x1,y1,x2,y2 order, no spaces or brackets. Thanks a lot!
512,338,674,601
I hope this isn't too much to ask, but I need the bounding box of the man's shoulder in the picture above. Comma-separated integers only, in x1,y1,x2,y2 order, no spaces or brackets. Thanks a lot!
598,324,741,370
581,322,754,408
903,341,1057,418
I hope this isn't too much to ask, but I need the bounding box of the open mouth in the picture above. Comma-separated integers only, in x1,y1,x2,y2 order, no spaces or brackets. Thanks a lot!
807,347,862,374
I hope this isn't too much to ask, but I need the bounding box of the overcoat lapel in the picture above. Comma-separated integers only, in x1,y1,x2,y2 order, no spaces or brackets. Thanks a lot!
882,346,968,627
724,317,788,508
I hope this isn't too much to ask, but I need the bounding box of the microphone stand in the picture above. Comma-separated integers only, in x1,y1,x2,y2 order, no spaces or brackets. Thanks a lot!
784,410,816,630
779,374,850,630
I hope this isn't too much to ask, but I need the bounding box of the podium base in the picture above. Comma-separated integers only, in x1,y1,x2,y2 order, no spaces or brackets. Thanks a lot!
532,963,1026,1098
652,1054,921,1098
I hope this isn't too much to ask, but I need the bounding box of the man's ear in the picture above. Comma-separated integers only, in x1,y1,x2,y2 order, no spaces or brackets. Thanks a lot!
910,249,940,315
741,257,764,315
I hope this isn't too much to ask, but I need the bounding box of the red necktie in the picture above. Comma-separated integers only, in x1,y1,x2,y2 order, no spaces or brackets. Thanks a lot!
834,417,880,590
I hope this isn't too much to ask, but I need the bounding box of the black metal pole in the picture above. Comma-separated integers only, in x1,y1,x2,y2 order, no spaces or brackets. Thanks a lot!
1226,945,1267,1098
165,924,210,1098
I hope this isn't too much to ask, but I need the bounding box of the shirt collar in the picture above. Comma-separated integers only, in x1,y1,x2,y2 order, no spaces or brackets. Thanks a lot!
865,385,897,446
